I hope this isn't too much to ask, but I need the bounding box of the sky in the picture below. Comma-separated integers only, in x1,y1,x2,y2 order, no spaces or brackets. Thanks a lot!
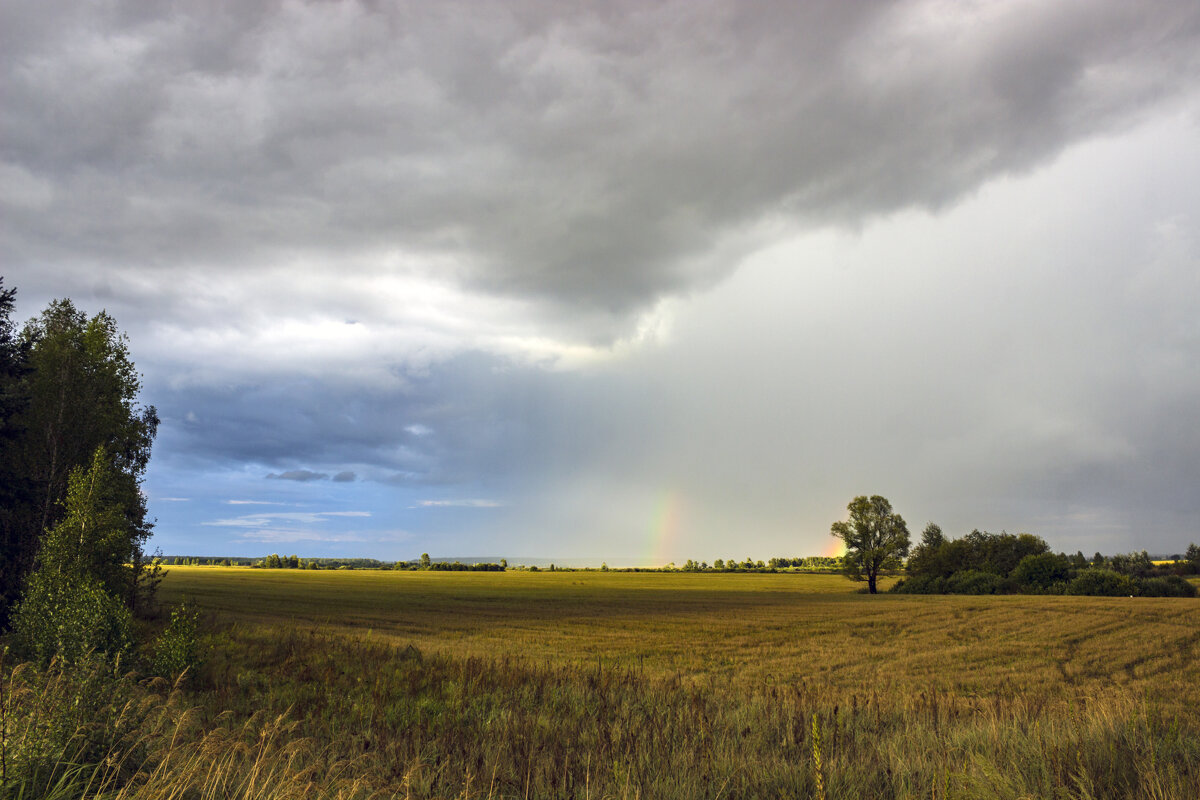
4,0,1200,563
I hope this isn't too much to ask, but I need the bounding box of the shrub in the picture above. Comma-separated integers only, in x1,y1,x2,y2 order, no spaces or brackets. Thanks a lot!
10,570,133,665
1011,553,1071,592
1066,569,1137,597
1137,575,1198,598
945,569,1004,595
890,575,947,594
0,651,156,797
152,602,203,679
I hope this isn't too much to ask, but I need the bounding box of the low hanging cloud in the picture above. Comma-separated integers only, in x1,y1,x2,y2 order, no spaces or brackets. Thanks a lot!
417,499,504,509
200,509,383,545
266,469,329,482
203,510,372,528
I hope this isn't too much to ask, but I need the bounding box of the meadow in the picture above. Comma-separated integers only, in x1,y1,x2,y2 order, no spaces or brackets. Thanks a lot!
7,567,1200,799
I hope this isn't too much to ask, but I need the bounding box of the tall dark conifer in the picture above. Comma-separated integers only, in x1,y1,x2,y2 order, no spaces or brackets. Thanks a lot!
0,278,33,625
0,290,159,626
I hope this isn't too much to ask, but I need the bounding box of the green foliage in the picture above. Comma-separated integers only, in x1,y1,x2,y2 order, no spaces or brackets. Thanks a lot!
37,447,136,600
1108,550,1154,578
899,529,1068,596
1065,569,1137,597
767,556,843,571
829,495,909,593
9,570,132,665
1010,552,1071,591
1136,575,1197,598
904,522,952,578
1,295,158,624
945,530,1050,577
944,569,1005,595
903,554,1200,598
890,574,948,594
898,529,1199,598
421,560,505,572
9,449,145,664
152,603,202,679
1180,543,1200,575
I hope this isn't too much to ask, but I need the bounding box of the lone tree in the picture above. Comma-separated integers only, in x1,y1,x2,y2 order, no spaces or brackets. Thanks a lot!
830,495,910,594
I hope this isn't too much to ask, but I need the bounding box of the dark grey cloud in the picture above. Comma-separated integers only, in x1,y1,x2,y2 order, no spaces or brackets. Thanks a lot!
152,351,567,487
266,469,328,482
4,0,1199,327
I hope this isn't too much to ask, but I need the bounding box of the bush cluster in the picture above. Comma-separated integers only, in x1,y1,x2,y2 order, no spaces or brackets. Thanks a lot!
894,530,1198,598
10,570,134,665
151,602,202,679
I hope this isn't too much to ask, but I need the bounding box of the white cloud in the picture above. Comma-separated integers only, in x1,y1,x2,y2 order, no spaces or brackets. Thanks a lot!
203,510,372,528
238,528,410,545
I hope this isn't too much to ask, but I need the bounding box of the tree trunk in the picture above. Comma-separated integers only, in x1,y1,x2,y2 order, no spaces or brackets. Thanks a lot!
868,572,877,594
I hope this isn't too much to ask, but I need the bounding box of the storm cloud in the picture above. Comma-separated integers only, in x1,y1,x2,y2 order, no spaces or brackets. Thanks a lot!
4,0,1200,559
7,1,1199,318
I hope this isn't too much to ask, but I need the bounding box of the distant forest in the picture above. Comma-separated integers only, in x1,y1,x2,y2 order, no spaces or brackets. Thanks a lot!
160,554,848,573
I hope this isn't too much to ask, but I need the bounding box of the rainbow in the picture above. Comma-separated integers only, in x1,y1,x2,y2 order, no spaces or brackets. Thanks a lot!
823,536,846,559
647,491,682,566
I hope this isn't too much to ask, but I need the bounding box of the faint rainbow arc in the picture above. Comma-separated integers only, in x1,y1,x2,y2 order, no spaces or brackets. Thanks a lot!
647,492,682,567
823,536,846,558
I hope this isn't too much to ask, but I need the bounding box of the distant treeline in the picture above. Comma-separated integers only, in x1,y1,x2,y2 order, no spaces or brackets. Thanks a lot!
161,554,845,573
163,554,507,571
894,529,1199,597
671,557,842,572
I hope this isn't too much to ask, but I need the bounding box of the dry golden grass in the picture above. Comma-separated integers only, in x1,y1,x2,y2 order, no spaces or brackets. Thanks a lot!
7,566,1200,798
159,566,1200,711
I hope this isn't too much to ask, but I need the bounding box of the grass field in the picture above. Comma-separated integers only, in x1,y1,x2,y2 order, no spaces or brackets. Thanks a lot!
159,566,1200,706
7,567,1200,799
